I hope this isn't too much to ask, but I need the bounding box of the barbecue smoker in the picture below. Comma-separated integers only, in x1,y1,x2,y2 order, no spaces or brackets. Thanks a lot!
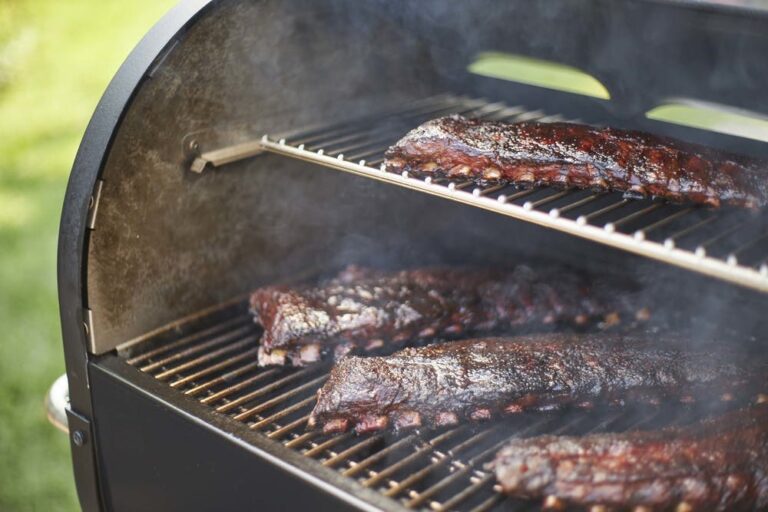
53,1,768,510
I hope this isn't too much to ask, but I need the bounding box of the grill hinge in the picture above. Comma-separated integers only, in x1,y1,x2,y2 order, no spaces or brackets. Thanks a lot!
86,179,104,230
83,308,96,353
190,139,266,173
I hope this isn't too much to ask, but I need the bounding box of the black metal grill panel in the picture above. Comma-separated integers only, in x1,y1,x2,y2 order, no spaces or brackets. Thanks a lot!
120,300,750,512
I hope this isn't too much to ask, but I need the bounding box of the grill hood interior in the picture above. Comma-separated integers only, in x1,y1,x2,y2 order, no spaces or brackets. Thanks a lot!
71,0,768,354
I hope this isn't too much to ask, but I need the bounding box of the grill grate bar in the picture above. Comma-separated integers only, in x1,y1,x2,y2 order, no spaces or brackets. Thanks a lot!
607,202,665,231
249,396,316,431
170,348,258,388
267,413,312,440
126,315,250,366
137,321,252,372
342,434,420,478
322,434,384,468
636,206,695,237
405,417,561,509
362,427,468,488
233,375,326,422
199,367,280,404
303,432,355,458
524,189,575,209
154,335,257,380
663,214,719,246
184,359,262,397
283,431,320,449
432,473,495,512
694,221,750,254
215,366,323,413
384,427,502,498
554,191,608,215
577,198,631,224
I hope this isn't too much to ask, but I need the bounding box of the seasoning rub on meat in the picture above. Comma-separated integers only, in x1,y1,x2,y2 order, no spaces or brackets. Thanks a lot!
250,266,645,366
492,404,768,511
307,334,764,433
385,115,768,208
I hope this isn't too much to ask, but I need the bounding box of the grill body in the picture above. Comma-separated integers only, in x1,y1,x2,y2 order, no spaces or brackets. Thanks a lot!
59,1,768,510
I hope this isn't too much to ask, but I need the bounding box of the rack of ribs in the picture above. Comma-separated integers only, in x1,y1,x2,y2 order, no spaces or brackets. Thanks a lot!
250,266,647,366
307,334,765,433
492,404,768,511
384,115,768,208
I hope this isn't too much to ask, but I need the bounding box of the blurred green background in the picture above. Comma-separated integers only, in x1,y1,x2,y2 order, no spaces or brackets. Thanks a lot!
0,1,175,510
2,2,766,511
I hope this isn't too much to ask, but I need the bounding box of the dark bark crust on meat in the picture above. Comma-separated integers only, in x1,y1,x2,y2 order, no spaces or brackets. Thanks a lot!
250,266,645,366
308,334,765,434
492,405,768,511
385,116,768,208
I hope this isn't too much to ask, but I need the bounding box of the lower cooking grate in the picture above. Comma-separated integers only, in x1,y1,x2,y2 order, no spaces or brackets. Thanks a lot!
119,300,749,512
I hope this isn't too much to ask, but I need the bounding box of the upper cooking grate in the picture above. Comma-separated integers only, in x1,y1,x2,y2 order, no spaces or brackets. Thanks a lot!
191,94,768,294
119,300,749,512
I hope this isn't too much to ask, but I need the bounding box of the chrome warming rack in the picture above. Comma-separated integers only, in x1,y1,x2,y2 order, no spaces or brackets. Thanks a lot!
119,300,740,512
190,94,768,294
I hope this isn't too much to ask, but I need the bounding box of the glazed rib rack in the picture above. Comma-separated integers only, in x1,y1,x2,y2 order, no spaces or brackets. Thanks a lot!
119,300,750,512
192,94,768,294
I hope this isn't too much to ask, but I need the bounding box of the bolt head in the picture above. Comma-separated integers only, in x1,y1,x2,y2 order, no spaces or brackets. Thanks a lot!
72,430,86,447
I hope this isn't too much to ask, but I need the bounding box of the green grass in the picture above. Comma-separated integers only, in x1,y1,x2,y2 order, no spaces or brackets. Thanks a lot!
0,1,176,510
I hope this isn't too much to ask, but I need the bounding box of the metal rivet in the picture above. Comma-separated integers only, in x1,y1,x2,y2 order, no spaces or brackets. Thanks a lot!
187,140,199,153
72,430,86,447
